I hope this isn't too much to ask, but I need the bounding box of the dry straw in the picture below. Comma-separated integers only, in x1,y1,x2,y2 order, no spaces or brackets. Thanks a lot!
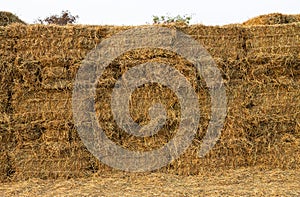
0,11,26,27
243,13,300,26
0,14,299,182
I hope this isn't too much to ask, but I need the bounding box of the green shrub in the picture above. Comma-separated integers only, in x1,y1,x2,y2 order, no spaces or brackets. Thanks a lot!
152,14,192,25
36,10,78,25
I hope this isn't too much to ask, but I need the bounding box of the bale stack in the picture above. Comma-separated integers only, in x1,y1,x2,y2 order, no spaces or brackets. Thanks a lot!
0,26,16,182
243,13,300,26
164,24,300,174
0,22,299,181
0,11,26,27
6,24,130,181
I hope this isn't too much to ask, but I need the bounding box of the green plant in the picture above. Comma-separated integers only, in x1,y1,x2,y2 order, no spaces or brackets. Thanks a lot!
152,14,192,25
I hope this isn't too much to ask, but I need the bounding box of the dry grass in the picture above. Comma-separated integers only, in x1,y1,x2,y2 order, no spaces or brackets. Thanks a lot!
2,168,300,196
243,13,300,26
0,11,26,26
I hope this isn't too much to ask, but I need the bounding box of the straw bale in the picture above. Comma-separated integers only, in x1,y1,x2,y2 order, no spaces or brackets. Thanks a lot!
175,138,300,175
0,124,15,151
10,142,109,181
0,151,15,182
0,11,26,27
180,25,246,60
5,24,246,61
12,57,81,91
220,57,300,83
0,79,9,115
245,24,300,61
40,127,78,142
1,23,300,181
4,24,129,60
161,76,299,174
0,38,14,100
12,90,72,126
162,106,299,175
12,119,79,146
243,13,300,26
0,44,14,153
95,82,210,152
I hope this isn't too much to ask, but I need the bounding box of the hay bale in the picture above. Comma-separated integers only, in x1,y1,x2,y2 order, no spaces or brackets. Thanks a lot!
0,151,15,182
5,24,246,62
0,30,15,159
0,23,299,181
245,24,300,61
243,13,300,26
12,57,82,91
4,24,129,60
0,11,26,26
179,25,246,60
10,142,109,181
0,26,14,111
12,90,72,128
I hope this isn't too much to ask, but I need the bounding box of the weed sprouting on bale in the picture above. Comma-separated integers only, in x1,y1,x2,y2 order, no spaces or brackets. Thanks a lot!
152,14,192,25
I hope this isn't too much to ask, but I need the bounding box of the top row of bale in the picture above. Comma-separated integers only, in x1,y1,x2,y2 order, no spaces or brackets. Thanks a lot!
1,11,300,27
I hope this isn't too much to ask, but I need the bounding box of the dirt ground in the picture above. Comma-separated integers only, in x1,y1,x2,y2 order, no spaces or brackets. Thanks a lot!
1,168,299,196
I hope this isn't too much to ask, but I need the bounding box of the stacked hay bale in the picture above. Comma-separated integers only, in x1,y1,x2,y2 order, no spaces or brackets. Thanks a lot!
0,21,299,181
239,24,300,168
172,24,300,174
0,11,26,26
243,13,300,26
0,26,16,182
4,24,130,181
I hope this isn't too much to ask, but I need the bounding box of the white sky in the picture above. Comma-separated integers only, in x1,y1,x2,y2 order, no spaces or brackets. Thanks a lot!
0,0,300,26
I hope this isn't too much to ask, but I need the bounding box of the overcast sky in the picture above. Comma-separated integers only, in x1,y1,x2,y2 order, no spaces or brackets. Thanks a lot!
1,0,300,25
